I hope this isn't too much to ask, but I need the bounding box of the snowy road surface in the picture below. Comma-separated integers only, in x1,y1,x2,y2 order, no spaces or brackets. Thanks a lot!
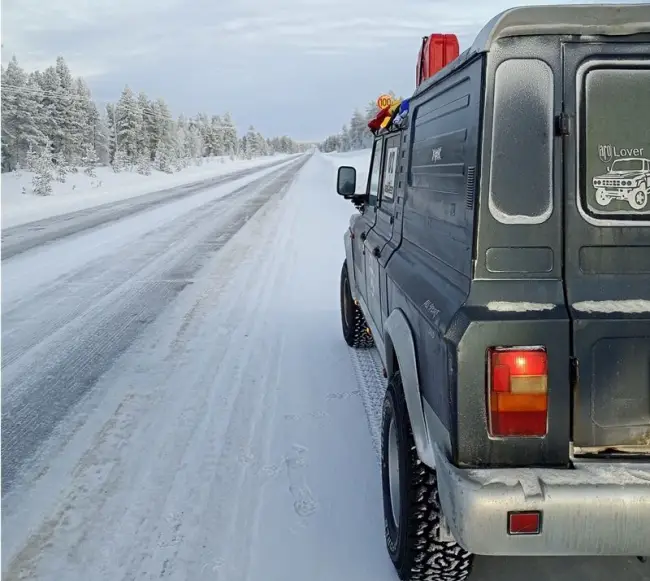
1,155,298,259
2,154,646,581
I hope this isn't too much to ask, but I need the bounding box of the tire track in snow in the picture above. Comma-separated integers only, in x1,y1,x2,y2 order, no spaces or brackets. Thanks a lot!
1,163,297,368
349,347,386,460
1,159,308,493
1,155,306,581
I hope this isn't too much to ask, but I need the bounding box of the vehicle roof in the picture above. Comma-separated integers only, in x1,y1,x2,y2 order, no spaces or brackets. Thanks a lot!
412,4,650,98
472,4,650,53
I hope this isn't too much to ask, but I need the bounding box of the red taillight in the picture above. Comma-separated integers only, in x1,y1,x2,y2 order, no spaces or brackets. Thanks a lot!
488,347,548,437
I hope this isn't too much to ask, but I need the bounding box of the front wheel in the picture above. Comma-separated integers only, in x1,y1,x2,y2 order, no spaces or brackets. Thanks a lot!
340,260,374,348
381,372,474,581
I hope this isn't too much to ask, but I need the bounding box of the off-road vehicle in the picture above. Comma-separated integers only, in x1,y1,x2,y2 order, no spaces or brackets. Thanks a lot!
336,4,650,580
593,157,650,210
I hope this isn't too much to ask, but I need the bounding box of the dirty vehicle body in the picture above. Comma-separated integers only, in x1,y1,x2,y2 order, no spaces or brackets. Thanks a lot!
336,4,650,580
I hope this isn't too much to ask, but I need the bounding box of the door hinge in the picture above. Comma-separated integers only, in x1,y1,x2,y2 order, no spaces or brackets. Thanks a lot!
555,112,571,136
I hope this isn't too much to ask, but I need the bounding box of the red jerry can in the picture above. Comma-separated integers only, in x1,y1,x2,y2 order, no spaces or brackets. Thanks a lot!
416,34,460,86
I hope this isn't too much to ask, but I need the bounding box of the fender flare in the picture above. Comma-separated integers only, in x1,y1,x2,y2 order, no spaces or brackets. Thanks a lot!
343,230,357,297
384,308,437,469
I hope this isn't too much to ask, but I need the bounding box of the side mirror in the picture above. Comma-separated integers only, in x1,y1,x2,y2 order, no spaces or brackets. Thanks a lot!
337,166,357,197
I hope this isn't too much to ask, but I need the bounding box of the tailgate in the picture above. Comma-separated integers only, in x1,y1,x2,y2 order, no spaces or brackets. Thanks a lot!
563,41,650,451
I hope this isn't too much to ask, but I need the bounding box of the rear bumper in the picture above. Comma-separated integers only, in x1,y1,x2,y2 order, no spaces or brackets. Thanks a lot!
433,447,650,556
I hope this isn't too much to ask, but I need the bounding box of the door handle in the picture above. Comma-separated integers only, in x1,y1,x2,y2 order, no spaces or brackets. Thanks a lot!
373,247,381,258
360,232,367,241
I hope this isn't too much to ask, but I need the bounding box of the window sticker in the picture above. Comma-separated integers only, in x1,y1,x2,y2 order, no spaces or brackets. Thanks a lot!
383,147,398,200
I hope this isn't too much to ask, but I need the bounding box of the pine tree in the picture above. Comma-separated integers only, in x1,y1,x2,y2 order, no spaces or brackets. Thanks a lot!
155,139,175,173
1,57,46,171
53,149,69,182
30,139,55,195
81,142,100,176
55,57,84,162
114,85,143,163
136,149,152,175
112,148,129,172
154,98,175,162
244,126,259,158
221,112,238,156
106,103,117,162
340,125,351,152
94,110,111,165
138,91,155,158
75,78,101,158
210,115,225,156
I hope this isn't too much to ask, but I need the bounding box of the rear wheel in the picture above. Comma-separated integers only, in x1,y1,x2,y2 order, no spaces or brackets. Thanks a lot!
382,372,474,581
340,260,374,348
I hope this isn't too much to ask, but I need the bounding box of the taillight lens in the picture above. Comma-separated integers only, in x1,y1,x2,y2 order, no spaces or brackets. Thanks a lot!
488,347,548,437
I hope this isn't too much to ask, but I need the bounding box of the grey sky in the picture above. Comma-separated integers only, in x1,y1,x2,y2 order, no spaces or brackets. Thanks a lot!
1,0,643,141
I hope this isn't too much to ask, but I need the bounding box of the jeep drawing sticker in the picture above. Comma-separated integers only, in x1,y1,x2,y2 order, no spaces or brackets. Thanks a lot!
383,147,398,201
584,67,650,218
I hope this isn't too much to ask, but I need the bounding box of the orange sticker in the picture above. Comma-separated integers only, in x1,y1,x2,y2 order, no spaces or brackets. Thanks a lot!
376,94,393,109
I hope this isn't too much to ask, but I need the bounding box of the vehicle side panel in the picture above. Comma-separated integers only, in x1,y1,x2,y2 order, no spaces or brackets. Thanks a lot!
385,56,484,458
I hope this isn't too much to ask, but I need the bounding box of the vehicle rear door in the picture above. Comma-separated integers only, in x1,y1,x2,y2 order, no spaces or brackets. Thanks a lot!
562,39,650,452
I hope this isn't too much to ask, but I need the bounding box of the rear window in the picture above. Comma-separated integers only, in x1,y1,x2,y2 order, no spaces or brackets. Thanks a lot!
581,65,650,221
488,58,554,224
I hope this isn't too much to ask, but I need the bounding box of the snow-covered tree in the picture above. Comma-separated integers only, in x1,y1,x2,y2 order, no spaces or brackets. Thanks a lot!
114,86,143,162
155,139,176,173
1,57,46,171
1,54,303,176
81,142,100,176
209,115,225,157
136,149,152,175
221,112,238,156
29,139,55,195
94,111,111,165
112,148,129,172
138,91,155,158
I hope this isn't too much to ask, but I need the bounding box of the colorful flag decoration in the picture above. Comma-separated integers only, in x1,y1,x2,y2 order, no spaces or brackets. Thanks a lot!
368,105,392,134
368,97,411,134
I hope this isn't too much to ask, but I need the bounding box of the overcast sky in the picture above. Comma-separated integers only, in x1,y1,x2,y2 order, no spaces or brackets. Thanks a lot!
2,0,643,141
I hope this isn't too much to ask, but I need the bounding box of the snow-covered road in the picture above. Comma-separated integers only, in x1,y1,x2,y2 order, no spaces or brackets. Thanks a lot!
1,155,299,259
1,154,645,581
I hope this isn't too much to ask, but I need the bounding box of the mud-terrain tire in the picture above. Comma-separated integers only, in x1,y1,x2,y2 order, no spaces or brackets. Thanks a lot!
340,260,374,348
381,372,474,581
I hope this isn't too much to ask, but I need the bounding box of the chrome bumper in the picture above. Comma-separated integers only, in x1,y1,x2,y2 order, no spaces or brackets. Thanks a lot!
433,447,650,556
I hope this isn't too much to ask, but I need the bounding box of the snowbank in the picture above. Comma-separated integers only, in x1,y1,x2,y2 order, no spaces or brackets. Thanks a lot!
1,155,297,229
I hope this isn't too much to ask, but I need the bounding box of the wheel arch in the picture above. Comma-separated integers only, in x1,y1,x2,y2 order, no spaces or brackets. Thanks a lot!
343,231,357,298
384,308,437,469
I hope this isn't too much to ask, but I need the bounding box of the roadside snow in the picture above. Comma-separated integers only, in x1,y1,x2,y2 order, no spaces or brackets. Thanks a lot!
1,154,296,228
323,149,372,194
